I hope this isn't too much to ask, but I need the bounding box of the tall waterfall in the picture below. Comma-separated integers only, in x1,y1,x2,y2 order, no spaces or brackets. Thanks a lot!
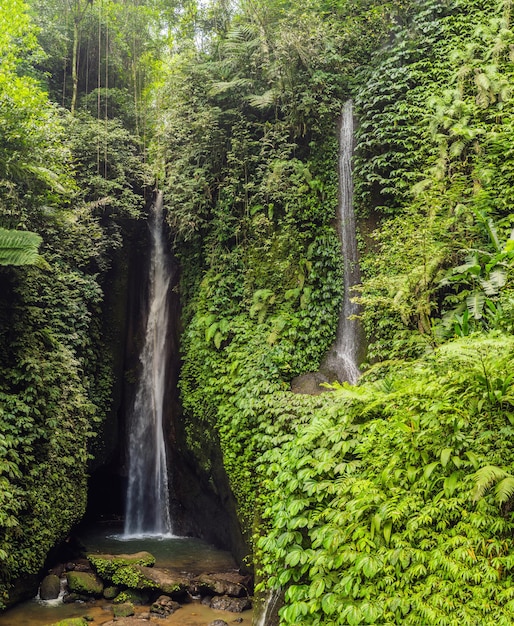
331,100,361,384
124,191,173,537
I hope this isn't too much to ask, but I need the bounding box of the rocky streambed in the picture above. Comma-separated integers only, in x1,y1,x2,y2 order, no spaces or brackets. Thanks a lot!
26,550,253,626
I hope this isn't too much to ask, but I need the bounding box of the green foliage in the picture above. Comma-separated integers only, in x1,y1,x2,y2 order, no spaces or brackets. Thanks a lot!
354,0,514,361
257,335,514,625
0,229,42,266
0,0,151,607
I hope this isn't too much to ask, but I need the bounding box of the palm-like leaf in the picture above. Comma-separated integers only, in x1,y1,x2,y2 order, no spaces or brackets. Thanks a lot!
466,290,485,319
480,269,507,296
494,476,514,505
247,89,278,109
472,465,510,503
0,227,42,266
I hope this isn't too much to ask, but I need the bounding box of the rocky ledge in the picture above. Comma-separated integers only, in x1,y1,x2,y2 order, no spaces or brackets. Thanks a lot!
39,551,253,626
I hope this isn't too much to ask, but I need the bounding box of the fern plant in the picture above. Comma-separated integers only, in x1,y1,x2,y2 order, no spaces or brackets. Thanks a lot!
0,228,42,266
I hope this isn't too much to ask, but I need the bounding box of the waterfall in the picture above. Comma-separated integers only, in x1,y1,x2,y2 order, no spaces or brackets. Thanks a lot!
124,191,173,537
254,588,282,626
324,100,361,385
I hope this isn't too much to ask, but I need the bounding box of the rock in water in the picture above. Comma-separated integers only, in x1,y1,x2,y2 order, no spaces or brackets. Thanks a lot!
150,594,181,617
194,572,249,597
39,574,61,600
113,602,135,618
209,595,252,612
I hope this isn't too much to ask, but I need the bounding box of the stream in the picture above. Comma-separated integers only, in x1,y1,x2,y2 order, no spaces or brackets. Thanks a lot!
0,523,253,626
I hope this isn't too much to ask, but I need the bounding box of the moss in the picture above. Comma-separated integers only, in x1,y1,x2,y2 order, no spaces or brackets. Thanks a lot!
88,551,155,581
113,602,135,618
110,565,157,589
66,572,103,597
103,585,120,599
113,589,149,604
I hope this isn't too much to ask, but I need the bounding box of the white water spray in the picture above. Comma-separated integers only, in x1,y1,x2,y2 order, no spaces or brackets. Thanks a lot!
124,191,173,537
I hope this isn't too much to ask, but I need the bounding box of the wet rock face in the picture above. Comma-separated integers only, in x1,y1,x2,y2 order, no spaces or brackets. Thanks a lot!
290,371,330,395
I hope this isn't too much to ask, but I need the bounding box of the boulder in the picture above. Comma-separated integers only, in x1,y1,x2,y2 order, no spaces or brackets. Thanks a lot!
209,595,252,612
65,558,92,573
194,572,249,597
62,592,89,604
150,594,181,617
66,571,103,597
103,585,120,599
113,589,150,605
107,564,189,598
208,621,229,626
290,371,329,395
87,551,155,581
113,602,135,618
39,574,61,600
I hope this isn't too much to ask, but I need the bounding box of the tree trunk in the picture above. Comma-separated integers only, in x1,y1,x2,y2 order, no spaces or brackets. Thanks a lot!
71,16,79,115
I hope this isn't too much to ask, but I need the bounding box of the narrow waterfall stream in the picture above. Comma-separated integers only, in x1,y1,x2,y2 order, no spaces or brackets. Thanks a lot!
329,99,361,384
124,191,174,537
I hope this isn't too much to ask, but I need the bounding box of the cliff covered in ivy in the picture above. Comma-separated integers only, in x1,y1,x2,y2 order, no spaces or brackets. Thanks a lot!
0,0,154,605
1,0,514,624
159,0,514,624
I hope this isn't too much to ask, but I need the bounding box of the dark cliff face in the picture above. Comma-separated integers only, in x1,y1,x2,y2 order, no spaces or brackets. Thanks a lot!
86,209,248,565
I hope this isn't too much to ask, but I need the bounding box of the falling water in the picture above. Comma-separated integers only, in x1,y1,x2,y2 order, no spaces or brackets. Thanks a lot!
254,588,282,626
329,100,362,384
124,191,173,537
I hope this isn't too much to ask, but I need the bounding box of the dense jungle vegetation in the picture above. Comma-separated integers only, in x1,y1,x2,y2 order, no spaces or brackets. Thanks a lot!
1,0,514,624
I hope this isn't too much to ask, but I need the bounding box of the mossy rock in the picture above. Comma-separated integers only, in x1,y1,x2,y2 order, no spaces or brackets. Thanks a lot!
88,551,155,581
113,589,150,605
111,565,157,589
66,571,103,597
103,585,120,599
113,602,135,618
39,574,61,600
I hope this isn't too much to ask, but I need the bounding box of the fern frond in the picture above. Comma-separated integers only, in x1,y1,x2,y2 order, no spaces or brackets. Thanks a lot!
0,228,42,266
494,476,514,505
247,89,278,109
24,164,70,194
472,465,509,502
480,269,506,296
209,77,253,96
466,291,485,319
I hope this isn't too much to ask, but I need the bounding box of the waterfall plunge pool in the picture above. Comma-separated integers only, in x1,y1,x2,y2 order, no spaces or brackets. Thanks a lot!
0,523,253,626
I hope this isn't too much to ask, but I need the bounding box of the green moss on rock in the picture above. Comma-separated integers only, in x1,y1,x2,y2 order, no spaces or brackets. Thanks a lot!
88,552,155,581
66,571,103,597
113,602,135,618
111,565,157,589
113,589,150,604
103,585,120,599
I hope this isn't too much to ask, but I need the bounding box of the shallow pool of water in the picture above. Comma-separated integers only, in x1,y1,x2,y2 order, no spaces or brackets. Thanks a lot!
0,523,252,626
76,522,238,573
